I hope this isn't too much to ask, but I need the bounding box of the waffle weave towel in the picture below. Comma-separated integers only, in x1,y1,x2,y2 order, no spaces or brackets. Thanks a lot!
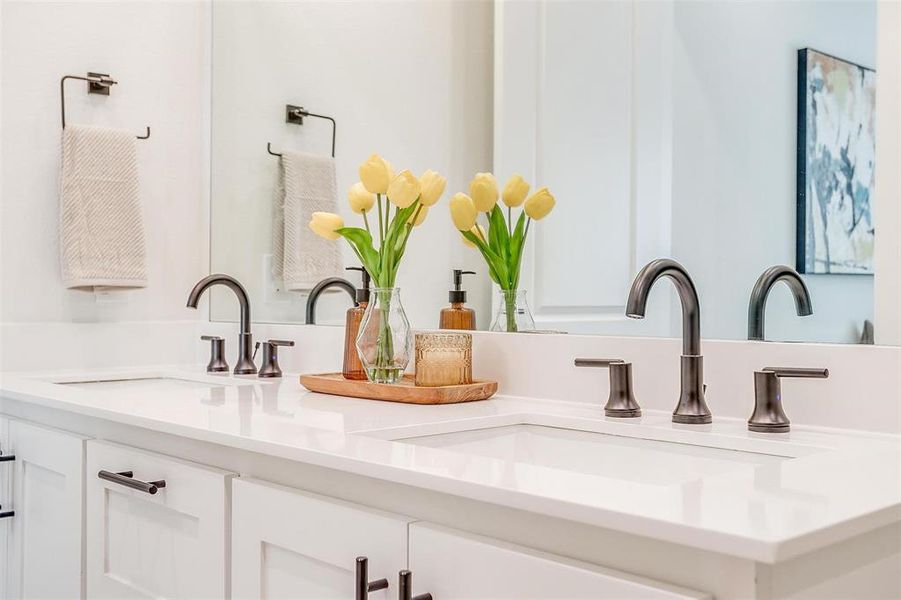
60,124,147,290
272,150,342,291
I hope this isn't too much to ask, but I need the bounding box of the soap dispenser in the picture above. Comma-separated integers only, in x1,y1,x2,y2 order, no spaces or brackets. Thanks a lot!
440,269,476,330
343,266,371,380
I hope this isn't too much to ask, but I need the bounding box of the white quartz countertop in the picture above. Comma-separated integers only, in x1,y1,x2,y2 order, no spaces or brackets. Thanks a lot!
1,366,899,564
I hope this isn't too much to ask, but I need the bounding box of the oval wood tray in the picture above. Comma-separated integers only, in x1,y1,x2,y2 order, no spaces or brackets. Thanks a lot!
299,373,497,404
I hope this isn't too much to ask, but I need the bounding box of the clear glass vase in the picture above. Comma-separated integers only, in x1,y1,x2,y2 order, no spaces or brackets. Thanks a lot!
355,288,412,383
490,289,536,333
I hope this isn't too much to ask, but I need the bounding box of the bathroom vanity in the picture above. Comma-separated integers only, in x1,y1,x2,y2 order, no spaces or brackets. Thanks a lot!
2,0,901,599
0,348,898,600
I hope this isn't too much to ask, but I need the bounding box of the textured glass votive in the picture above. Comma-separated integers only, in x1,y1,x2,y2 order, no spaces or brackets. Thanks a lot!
414,332,473,387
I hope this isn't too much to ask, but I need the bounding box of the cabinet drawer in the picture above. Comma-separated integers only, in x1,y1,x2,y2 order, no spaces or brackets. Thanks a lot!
232,478,411,600
86,440,235,599
410,523,710,599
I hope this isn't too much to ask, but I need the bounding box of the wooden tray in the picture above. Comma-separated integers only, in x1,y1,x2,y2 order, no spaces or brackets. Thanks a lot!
299,373,497,405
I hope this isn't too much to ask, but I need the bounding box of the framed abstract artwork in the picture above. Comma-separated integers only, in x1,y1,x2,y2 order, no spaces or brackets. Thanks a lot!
796,48,875,275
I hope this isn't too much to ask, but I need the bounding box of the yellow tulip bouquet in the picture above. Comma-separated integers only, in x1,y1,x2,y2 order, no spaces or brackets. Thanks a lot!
449,173,555,332
309,153,447,382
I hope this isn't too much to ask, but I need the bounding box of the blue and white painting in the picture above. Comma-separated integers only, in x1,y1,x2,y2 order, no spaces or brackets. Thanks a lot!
797,48,875,275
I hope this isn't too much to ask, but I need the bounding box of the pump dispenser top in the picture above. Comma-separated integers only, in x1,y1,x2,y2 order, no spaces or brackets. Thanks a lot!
346,266,371,304
450,269,475,303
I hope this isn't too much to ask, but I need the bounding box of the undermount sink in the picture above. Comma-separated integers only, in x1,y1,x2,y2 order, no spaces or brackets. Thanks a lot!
394,424,804,486
43,373,260,393
58,377,232,392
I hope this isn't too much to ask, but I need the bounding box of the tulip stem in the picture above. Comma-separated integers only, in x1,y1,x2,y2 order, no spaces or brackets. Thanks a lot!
508,207,512,235
362,211,372,237
377,194,385,245
475,223,489,245
398,205,423,253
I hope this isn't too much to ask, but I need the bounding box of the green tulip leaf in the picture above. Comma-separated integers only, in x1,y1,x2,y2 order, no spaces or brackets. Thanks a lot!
336,227,381,283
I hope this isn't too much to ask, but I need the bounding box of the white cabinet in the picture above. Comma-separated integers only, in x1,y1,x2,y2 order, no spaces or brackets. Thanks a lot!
6,419,86,599
85,440,234,599
409,523,710,600
0,417,10,598
231,478,411,600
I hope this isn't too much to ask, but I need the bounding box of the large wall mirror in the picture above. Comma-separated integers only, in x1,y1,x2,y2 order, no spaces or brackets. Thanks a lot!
211,0,893,345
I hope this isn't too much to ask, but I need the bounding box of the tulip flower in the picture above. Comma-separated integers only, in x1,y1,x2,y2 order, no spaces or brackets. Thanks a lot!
315,153,442,293
387,170,421,209
419,169,447,206
348,182,375,214
450,193,478,231
502,174,530,208
359,154,394,194
524,187,555,220
308,211,344,240
462,224,487,248
407,205,428,227
470,172,498,212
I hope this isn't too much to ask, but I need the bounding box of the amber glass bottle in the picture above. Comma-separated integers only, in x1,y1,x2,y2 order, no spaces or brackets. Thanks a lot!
343,267,371,380
439,269,476,330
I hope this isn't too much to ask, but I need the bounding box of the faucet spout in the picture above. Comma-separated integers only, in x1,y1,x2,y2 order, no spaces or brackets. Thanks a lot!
626,258,701,356
747,266,813,341
305,277,358,325
626,259,710,424
187,274,256,375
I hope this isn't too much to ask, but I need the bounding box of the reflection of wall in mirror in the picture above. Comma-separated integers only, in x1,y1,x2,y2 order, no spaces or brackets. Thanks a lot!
672,0,875,344
210,1,493,328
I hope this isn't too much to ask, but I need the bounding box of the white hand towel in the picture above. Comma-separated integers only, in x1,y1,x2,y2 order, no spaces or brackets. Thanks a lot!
60,124,147,290
273,150,342,291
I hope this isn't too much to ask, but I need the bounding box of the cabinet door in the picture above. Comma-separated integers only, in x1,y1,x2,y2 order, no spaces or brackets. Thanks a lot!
409,523,710,600
6,419,86,599
86,440,234,599
0,417,10,598
232,478,410,600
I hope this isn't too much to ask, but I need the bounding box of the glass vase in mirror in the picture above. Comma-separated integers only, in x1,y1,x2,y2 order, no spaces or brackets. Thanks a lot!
355,288,413,383
491,289,535,333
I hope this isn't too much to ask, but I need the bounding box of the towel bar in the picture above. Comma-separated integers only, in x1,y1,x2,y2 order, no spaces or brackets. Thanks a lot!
267,104,336,158
60,72,151,140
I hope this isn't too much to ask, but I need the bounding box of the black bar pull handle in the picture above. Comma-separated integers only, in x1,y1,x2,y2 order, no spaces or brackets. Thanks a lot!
0,452,15,462
0,504,13,519
98,470,166,495
398,570,432,600
355,556,389,599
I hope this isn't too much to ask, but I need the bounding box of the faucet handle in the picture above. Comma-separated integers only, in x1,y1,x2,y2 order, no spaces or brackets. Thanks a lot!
749,367,829,433
762,367,829,379
574,358,641,418
258,339,295,378
200,335,229,373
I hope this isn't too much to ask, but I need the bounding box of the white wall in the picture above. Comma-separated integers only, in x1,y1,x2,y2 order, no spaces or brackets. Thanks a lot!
0,1,210,327
671,0,876,344
875,0,901,345
210,0,493,329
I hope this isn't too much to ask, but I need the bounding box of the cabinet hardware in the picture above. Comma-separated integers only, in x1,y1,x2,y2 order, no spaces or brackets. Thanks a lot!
0,452,15,462
355,556,389,599
98,470,167,495
0,504,13,519
398,570,432,600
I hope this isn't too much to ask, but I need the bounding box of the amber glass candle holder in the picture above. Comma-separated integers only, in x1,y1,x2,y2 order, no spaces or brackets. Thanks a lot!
414,332,473,387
